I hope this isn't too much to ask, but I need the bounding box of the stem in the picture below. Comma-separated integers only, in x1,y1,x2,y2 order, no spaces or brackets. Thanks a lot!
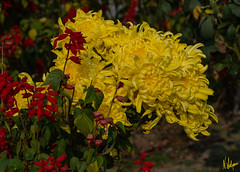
68,86,75,116
36,119,41,153
14,98,29,147
233,43,240,61
62,40,71,76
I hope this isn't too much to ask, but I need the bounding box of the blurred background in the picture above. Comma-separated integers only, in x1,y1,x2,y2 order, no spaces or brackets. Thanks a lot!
1,0,240,171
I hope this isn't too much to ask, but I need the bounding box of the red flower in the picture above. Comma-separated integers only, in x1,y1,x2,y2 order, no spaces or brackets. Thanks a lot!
0,127,9,155
63,8,76,24
133,152,154,172
24,37,34,48
69,56,82,64
81,5,89,13
28,86,59,121
124,0,138,23
34,158,54,172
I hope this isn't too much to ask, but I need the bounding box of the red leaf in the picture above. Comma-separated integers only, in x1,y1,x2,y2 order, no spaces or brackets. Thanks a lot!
133,160,141,165
6,108,18,117
141,152,146,160
144,161,154,168
33,93,46,99
48,91,59,97
28,109,37,118
34,160,42,167
46,96,57,105
21,77,27,83
45,165,54,171
69,56,82,64
64,84,75,90
57,153,67,162
60,164,68,171
36,87,45,92
22,93,32,98
53,34,68,49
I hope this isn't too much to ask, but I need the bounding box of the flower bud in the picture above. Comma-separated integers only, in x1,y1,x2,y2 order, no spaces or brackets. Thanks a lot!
86,134,93,143
94,140,103,146
93,112,102,119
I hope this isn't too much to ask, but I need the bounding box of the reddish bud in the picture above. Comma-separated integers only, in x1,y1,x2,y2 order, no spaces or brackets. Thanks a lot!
116,95,127,102
94,140,103,146
93,112,102,119
99,119,108,126
86,134,93,143
64,84,75,90
104,117,113,124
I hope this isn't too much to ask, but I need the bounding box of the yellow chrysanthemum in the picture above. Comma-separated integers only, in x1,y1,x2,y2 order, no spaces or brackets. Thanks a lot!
50,9,217,140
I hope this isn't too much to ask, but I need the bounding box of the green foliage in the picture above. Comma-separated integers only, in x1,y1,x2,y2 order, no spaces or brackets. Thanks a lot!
74,108,94,137
42,69,64,92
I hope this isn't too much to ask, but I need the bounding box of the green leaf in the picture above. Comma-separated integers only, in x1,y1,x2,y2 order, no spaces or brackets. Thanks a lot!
39,126,51,148
200,16,215,40
75,99,84,107
21,0,28,8
230,63,239,75
77,161,86,172
85,86,97,104
161,1,172,14
107,126,117,143
24,148,36,160
30,140,39,153
116,121,126,134
74,108,94,136
222,5,232,20
233,0,240,5
35,153,49,161
94,92,104,111
56,139,66,157
215,63,227,72
229,4,240,17
70,157,79,171
96,156,104,168
83,149,96,164
201,43,218,61
0,151,9,172
8,158,25,172
102,140,116,155
0,158,9,172
227,25,236,39
189,0,201,11
16,141,22,157
42,69,63,92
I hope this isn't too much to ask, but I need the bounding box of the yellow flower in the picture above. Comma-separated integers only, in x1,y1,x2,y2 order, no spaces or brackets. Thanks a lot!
50,9,217,140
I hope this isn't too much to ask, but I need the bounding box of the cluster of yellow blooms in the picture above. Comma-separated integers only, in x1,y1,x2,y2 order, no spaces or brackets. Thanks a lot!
51,9,217,140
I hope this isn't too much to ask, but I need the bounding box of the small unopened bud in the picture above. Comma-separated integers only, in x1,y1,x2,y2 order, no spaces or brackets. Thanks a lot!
99,119,108,126
94,140,103,146
86,134,93,143
93,112,103,119
104,117,113,124
116,95,127,102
